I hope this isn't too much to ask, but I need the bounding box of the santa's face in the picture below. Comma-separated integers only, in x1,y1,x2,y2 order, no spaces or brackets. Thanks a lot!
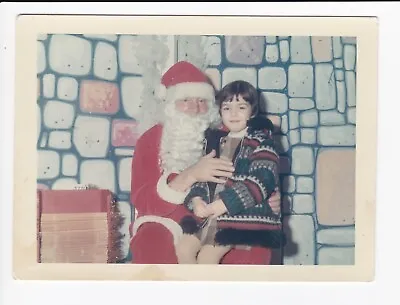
174,97,209,116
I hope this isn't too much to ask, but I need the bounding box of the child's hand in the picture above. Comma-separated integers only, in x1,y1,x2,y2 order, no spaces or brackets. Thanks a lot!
208,199,228,218
192,197,211,218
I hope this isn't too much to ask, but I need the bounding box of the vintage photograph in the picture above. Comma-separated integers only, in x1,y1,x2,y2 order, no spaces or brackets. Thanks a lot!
13,15,377,281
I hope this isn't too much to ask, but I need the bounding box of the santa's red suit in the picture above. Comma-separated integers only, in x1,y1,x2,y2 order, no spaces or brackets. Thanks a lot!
129,123,273,264
128,61,273,265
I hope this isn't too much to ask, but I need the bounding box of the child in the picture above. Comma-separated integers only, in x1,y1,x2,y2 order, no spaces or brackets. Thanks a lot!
175,80,285,264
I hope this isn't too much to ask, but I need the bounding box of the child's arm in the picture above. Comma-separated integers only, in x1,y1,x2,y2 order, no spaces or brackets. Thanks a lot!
214,137,280,217
183,181,210,211
184,185,214,218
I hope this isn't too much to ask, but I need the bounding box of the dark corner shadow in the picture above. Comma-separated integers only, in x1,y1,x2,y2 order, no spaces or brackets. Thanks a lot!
258,92,299,265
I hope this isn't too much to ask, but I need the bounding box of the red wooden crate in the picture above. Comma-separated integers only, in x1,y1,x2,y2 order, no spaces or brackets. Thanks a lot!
36,189,124,264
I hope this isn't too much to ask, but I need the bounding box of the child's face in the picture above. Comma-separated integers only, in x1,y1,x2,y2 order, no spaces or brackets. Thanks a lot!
220,95,252,133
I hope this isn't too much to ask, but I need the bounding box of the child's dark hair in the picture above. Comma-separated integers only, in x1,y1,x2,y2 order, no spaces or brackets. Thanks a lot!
215,80,259,116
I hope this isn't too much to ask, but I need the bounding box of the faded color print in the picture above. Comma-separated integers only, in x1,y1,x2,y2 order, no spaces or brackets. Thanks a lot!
36,34,356,265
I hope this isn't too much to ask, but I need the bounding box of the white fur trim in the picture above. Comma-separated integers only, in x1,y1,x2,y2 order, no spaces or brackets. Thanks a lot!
166,82,215,103
156,173,190,204
130,215,183,246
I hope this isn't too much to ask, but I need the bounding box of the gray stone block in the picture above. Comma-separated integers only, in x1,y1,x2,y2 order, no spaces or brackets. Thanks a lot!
57,77,78,101
62,154,78,177
332,36,342,59
48,131,72,150
51,178,78,190
334,59,344,69
38,150,60,180
43,100,75,129
289,111,299,129
289,98,315,111
292,194,314,214
73,115,111,158
345,71,356,107
258,67,287,90
318,246,355,265
300,109,319,127
266,44,279,63
222,67,257,88
319,110,346,126
225,36,264,65
290,36,312,63
291,146,315,175
118,158,133,192
289,129,300,146
300,128,317,144
317,227,355,246
261,92,288,114
94,42,118,81
80,160,116,192
296,176,314,193
279,40,290,62
49,34,92,76
315,63,336,110
121,76,144,119
39,132,47,148
37,41,46,74
335,69,344,81
336,81,346,113
42,74,56,98
344,44,356,71
317,126,356,146
347,107,356,124
288,64,314,98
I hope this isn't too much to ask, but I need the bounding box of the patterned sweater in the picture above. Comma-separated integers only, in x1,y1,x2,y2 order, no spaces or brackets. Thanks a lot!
181,116,285,249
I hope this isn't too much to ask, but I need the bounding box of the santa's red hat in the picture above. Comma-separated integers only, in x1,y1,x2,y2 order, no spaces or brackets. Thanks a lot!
161,61,215,103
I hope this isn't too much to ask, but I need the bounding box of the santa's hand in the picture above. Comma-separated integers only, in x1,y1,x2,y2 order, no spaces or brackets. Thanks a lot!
187,150,234,184
192,197,211,218
268,187,281,214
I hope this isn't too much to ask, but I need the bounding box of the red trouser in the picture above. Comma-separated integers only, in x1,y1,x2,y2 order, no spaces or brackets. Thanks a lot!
130,222,272,265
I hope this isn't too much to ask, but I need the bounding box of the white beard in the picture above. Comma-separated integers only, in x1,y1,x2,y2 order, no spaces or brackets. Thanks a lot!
159,101,218,174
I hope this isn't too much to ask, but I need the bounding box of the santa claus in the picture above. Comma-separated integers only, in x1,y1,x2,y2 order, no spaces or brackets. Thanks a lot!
129,61,281,264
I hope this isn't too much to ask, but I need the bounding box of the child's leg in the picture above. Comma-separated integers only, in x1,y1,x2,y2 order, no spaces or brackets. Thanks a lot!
196,244,232,264
175,234,202,264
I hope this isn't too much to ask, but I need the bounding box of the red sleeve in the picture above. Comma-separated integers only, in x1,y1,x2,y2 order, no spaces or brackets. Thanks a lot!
130,126,184,217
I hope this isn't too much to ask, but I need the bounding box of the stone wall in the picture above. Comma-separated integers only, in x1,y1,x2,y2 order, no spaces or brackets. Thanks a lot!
37,34,357,265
